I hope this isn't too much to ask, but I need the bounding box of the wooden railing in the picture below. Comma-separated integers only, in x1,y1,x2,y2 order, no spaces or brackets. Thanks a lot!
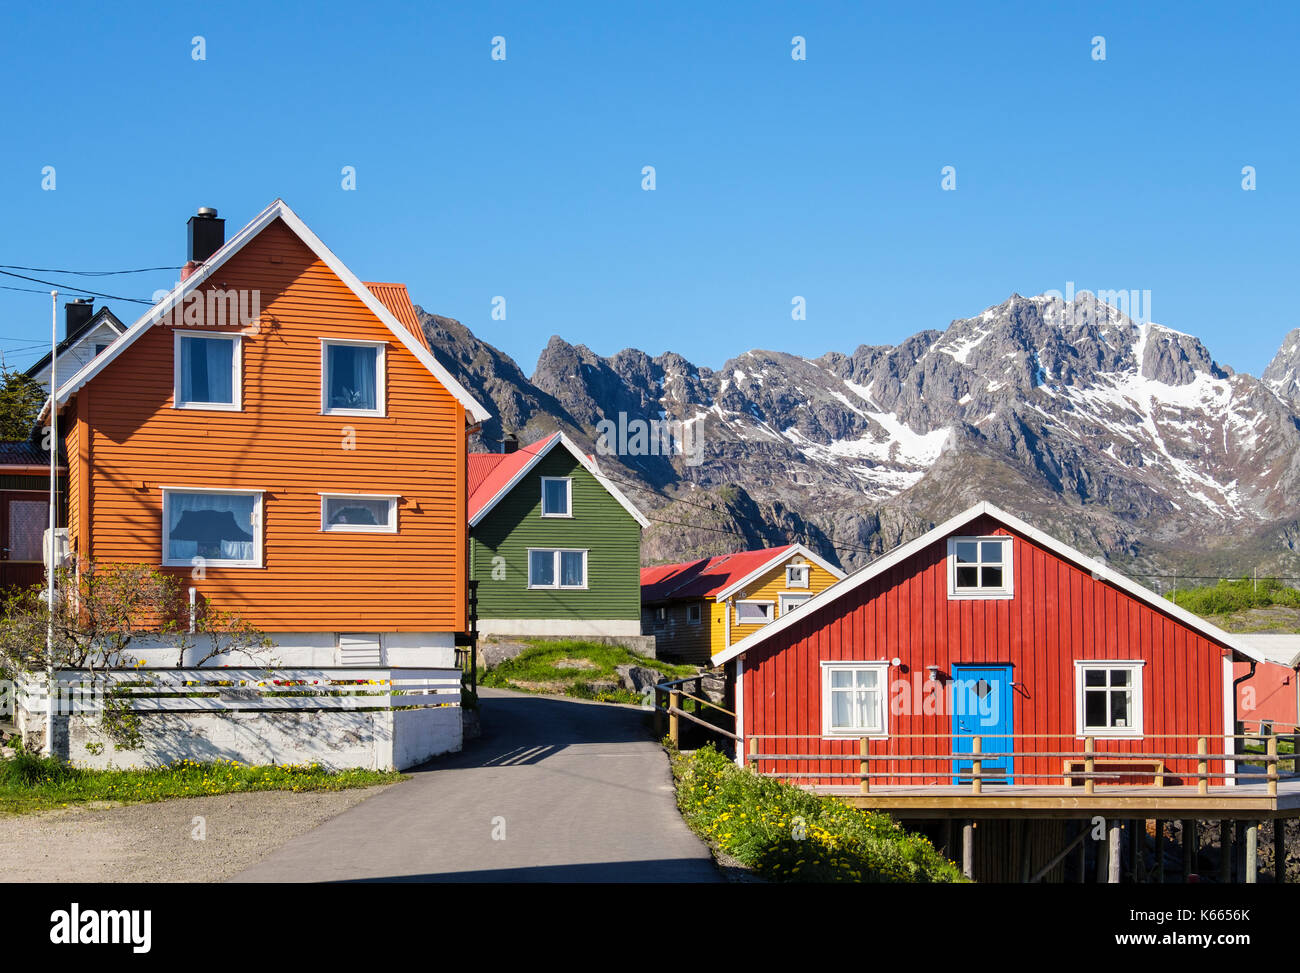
17,667,462,714
745,732,1300,796
654,675,738,747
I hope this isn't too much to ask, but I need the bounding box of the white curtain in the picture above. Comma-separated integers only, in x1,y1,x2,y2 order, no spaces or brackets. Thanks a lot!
328,345,377,410
181,336,234,404
167,492,255,561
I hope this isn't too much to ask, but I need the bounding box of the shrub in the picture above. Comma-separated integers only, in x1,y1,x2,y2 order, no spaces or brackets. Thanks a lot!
673,745,965,883
1168,578,1300,617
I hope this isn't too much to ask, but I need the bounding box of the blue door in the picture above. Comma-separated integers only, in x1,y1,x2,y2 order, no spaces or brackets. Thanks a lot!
951,665,1014,784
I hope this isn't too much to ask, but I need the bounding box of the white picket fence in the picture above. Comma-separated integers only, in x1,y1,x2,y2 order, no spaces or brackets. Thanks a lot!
16,667,465,771
17,667,461,715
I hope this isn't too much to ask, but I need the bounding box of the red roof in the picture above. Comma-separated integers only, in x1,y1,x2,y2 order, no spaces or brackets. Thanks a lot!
467,433,561,521
364,282,430,351
641,545,797,602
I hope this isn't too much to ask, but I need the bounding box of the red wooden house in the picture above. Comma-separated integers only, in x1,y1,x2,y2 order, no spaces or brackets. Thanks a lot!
714,502,1269,790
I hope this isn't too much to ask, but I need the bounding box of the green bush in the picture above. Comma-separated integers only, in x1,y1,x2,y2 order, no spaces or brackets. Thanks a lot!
1168,578,1300,616
673,745,965,883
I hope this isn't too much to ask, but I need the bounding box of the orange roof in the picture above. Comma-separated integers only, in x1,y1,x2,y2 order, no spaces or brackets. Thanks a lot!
641,546,797,602
467,433,562,521
364,282,430,351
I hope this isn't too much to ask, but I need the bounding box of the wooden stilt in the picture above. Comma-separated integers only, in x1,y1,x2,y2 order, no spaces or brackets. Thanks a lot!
962,821,974,880
1154,820,1164,883
1020,820,1033,883
1078,821,1088,883
1220,821,1233,883
1182,819,1197,882
1246,822,1258,885
1108,821,1122,883
1236,820,1247,883
1127,819,1139,882
1275,819,1286,884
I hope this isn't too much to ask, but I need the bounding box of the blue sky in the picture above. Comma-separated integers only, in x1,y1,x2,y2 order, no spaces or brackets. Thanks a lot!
0,1,1296,376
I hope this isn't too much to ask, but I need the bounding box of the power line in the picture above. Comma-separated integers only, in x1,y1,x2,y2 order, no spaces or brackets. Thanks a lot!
0,263,181,277
0,269,154,304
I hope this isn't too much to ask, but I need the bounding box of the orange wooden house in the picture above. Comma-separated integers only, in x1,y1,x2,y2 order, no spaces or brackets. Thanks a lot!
41,200,492,667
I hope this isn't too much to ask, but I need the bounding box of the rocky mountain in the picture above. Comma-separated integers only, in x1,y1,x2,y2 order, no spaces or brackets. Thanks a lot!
417,294,1300,579
1264,327,1300,404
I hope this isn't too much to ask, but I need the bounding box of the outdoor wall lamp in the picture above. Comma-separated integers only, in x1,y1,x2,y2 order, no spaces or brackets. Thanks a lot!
926,664,947,682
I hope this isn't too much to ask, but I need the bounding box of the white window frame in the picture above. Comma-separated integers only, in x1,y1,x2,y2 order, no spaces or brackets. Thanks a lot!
173,331,242,412
319,493,399,533
779,592,811,616
947,535,1014,599
160,486,263,568
785,563,810,588
686,603,702,625
652,606,667,630
734,599,775,625
1074,660,1145,738
527,548,588,590
540,476,573,518
320,338,387,417
821,661,890,738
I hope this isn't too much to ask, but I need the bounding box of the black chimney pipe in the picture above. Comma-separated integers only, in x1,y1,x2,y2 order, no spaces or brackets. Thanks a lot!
64,298,94,339
187,207,225,264
502,433,519,454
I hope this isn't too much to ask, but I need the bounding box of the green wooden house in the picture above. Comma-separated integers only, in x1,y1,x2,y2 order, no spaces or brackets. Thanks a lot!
467,432,649,638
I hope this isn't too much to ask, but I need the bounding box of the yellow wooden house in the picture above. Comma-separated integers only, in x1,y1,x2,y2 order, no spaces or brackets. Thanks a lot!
641,544,845,664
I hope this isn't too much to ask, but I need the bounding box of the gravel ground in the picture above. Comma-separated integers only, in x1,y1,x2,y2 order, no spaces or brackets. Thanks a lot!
0,785,392,883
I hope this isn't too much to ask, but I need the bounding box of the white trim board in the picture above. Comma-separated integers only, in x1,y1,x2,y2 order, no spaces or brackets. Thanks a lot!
468,431,650,529
711,543,846,603
42,199,491,424
711,500,1272,669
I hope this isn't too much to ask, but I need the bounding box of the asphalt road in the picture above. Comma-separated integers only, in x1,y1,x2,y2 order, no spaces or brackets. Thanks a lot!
232,688,722,882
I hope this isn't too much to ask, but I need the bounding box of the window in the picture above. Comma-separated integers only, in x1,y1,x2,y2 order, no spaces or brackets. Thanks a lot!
528,548,587,589
822,662,888,736
322,340,385,415
786,563,810,588
779,593,811,616
735,600,774,625
162,489,261,567
947,536,1013,598
686,603,702,624
174,332,240,410
652,606,667,630
1075,661,1144,737
540,477,572,517
321,494,398,533
93,343,109,356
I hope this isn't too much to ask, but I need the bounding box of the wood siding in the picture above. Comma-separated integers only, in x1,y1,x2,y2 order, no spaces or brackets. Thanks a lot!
742,515,1230,787
648,555,840,665
67,218,467,633
469,448,641,621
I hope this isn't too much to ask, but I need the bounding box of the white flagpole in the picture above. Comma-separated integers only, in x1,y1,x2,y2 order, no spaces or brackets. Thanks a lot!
45,290,57,756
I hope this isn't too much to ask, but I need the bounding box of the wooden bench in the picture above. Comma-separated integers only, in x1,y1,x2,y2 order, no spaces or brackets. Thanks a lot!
1063,758,1165,787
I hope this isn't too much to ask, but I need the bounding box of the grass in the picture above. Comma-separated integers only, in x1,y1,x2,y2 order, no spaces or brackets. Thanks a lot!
1168,578,1300,618
479,639,699,704
672,745,966,883
0,750,405,815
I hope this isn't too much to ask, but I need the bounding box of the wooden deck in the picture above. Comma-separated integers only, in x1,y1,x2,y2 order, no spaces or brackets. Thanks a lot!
815,777,1300,819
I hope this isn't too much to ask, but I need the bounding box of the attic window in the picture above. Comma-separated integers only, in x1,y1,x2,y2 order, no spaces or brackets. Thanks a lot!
174,332,240,410
541,477,572,517
947,536,1013,599
322,339,385,416
786,563,810,588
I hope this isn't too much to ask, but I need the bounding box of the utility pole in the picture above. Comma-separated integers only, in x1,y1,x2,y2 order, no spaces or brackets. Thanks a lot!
45,290,57,757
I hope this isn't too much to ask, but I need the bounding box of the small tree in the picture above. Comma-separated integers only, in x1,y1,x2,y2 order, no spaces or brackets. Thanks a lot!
0,367,46,442
0,559,277,673
0,559,278,750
